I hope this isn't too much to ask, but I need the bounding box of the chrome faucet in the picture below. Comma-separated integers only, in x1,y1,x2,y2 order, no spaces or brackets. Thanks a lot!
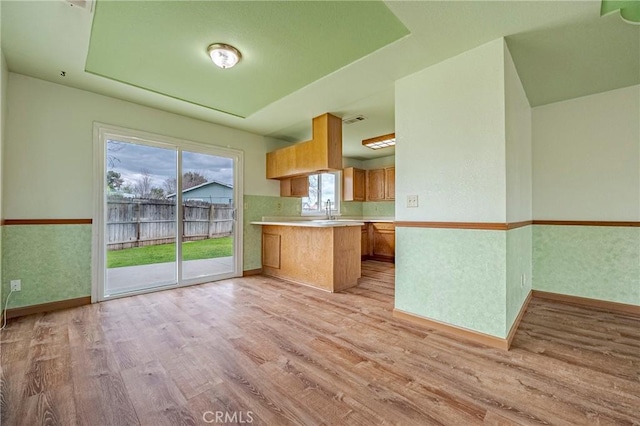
325,199,334,220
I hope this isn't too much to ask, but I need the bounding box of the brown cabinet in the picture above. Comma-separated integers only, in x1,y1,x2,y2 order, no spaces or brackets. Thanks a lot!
366,167,395,201
261,225,361,292
361,222,395,262
366,169,385,201
266,113,342,179
371,223,395,261
384,167,395,200
343,167,366,201
262,233,281,269
360,224,369,260
280,176,309,197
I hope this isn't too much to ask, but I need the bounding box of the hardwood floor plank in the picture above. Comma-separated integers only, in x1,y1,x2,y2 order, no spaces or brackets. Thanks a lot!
68,331,139,424
120,360,197,426
186,383,265,426
16,384,77,426
22,312,72,397
1,261,638,425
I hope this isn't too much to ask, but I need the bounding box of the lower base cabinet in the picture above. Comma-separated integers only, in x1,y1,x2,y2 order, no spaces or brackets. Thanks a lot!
261,225,361,292
362,222,395,262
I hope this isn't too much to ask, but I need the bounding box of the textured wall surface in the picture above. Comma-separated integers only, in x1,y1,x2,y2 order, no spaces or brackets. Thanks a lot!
2,225,92,308
533,225,640,305
395,38,506,223
362,201,395,217
242,195,300,270
532,85,640,221
395,227,507,337
506,226,532,332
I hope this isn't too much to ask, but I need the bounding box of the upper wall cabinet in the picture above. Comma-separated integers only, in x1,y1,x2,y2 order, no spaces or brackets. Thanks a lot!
280,176,309,197
367,167,395,201
343,167,366,201
384,167,395,200
266,113,343,180
344,166,395,201
366,168,385,201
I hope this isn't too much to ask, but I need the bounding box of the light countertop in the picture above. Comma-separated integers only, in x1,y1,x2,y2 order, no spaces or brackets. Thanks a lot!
257,216,394,224
250,220,365,228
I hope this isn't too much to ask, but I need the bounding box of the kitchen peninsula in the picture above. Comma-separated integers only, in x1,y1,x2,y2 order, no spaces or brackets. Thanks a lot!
250,220,364,292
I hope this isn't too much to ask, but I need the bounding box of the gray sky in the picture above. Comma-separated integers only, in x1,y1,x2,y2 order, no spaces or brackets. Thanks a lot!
107,140,233,189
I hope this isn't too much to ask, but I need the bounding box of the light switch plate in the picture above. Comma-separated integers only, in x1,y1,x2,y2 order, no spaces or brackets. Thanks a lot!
407,195,419,208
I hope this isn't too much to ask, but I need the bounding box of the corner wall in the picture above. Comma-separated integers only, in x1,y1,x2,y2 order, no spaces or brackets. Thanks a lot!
395,38,510,337
395,38,534,339
504,42,532,330
532,85,640,306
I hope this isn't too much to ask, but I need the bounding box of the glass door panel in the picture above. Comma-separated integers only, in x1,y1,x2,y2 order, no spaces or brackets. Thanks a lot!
180,151,235,281
105,140,178,296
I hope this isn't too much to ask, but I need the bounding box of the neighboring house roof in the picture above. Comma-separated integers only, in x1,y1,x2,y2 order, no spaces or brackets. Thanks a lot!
167,180,233,198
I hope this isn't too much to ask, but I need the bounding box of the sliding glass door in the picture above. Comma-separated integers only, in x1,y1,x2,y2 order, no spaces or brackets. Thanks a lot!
181,151,235,281
94,125,242,301
105,141,178,295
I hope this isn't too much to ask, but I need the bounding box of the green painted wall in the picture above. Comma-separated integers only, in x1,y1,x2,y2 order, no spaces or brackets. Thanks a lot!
506,226,532,330
395,227,507,338
396,226,536,338
362,201,395,217
2,225,92,309
533,225,640,305
243,195,299,270
341,201,363,217
341,200,395,218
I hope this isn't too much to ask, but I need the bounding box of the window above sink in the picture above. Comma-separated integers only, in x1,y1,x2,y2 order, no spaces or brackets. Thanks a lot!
302,171,341,216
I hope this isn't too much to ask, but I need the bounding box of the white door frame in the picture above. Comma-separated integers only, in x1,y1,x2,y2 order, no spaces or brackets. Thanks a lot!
92,122,244,303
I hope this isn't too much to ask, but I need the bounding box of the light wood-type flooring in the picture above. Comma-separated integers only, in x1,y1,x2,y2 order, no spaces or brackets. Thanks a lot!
1,261,639,425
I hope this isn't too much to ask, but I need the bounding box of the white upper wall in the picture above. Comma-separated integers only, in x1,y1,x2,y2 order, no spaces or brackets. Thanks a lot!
532,85,640,221
4,73,281,219
1,49,7,220
362,155,395,170
395,38,506,222
504,41,532,222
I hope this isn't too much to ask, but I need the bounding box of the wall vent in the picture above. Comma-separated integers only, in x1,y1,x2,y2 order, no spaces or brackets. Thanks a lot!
342,115,366,125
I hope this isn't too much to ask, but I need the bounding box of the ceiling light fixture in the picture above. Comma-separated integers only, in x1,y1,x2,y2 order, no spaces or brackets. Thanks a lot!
362,133,396,150
207,43,242,69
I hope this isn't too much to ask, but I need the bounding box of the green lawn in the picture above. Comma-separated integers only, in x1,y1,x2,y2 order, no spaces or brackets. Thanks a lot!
107,237,233,268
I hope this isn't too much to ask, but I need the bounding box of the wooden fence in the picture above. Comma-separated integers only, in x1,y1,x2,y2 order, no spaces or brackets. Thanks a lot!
107,199,233,250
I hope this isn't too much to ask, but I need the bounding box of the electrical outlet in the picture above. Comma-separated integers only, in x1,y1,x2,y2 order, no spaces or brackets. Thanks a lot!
10,280,21,292
520,274,526,288
244,202,249,210
276,202,282,212
407,195,419,208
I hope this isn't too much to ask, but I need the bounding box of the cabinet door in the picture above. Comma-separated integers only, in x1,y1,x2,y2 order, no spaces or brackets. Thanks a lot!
367,169,385,201
360,224,369,259
371,223,395,261
291,176,309,197
279,176,309,197
384,167,395,200
262,233,281,269
343,167,366,201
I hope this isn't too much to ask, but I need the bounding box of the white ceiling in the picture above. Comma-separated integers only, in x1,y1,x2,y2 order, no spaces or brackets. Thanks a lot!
1,1,638,160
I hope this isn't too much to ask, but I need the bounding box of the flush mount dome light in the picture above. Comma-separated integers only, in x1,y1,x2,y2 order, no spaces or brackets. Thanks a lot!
207,43,242,69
